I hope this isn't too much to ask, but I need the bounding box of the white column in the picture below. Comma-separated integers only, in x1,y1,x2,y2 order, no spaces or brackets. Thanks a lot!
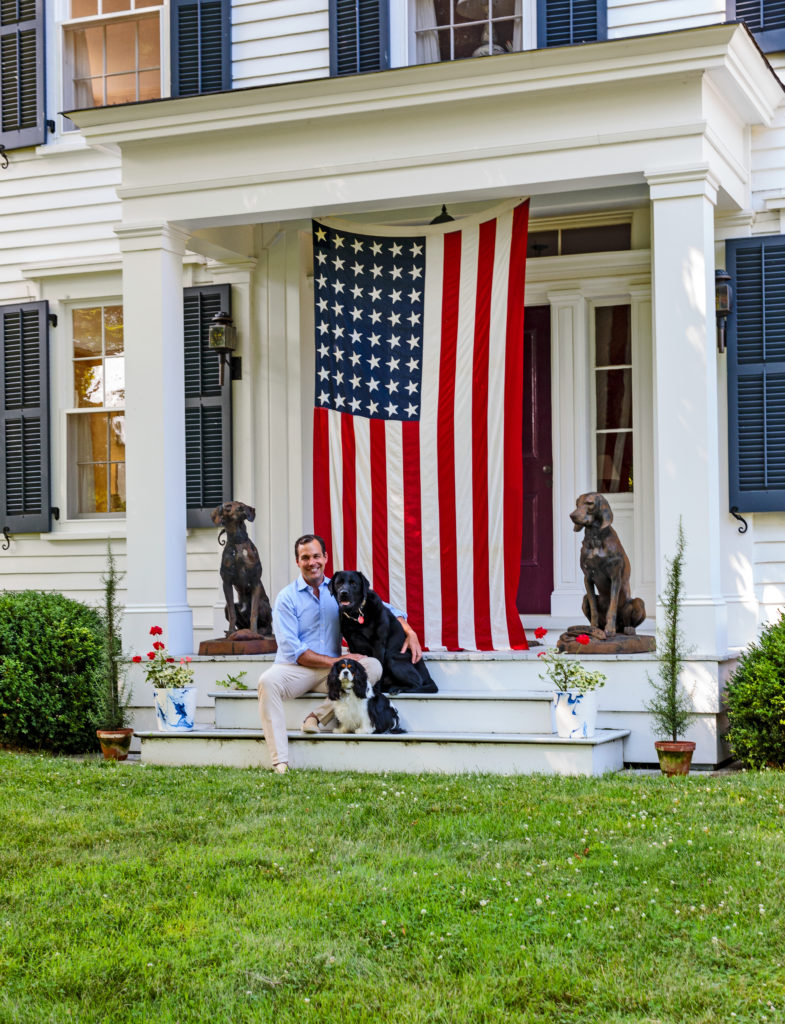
647,169,727,655
116,223,193,656
548,289,592,618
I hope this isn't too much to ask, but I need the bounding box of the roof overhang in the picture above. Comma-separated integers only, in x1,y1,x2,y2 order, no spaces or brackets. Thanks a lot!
67,23,784,229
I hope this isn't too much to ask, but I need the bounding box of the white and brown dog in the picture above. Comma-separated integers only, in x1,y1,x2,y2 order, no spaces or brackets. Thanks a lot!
326,658,405,735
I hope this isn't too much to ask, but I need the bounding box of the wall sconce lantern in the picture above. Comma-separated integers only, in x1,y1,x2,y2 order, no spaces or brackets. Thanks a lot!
715,268,732,354
208,310,237,385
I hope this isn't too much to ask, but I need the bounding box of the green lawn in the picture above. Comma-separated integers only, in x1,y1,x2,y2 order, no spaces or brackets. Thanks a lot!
1,752,784,1024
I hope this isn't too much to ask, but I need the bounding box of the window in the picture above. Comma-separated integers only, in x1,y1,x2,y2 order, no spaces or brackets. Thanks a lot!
728,0,785,54
64,2,162,112
414,0,522,63
726,235,785,512
527,222,631,259
67,304,126,517
594,305,632,493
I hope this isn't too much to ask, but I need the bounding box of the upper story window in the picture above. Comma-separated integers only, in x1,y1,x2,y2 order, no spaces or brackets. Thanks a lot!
66,1,162,110
594,304,633,493
414,1,522,63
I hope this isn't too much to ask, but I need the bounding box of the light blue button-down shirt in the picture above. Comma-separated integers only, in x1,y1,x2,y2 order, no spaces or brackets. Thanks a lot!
273,574,404,664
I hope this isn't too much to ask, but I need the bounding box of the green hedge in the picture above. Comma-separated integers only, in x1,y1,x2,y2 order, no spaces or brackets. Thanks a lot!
725,613,785,769
0,591,105,754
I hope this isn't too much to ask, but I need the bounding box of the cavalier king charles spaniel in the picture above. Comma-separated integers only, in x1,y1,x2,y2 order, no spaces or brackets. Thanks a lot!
326,658,404,734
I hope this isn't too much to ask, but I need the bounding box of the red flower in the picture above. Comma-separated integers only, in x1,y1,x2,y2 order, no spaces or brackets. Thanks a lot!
184,657,192,663
132,655,142,663
147,652,156,660
537,651,546,658
166,658,175,663
576,634,591,646
534,626,547,639
152,641,165,651
149,626,163,636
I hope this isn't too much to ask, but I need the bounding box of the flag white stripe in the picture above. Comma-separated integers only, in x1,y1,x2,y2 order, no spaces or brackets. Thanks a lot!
328,410,344,571
354,414,373,577
385,420,407,612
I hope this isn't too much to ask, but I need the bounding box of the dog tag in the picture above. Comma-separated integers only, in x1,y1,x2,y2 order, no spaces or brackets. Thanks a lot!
358,615,364,624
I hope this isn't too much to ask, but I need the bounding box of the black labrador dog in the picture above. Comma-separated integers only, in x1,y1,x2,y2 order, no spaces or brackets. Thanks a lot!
328,570,437,695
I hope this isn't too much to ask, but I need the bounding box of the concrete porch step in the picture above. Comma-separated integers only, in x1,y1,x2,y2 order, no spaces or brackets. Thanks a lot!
136,726,630,776
213,688,555,734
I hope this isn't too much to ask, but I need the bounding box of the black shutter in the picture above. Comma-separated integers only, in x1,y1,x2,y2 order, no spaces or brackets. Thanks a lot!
0,0,45,151
171,0,231,97
537,0,606,47
184,285,232,527
728,0,785,51
330,0,389,77
727,236,785,513
0,301,50,533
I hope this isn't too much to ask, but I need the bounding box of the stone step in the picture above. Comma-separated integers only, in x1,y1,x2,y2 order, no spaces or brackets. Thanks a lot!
213,688,555,734
136,726,630,776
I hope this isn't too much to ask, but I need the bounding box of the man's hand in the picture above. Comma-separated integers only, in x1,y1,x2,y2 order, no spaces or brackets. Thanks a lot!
399,620,423,663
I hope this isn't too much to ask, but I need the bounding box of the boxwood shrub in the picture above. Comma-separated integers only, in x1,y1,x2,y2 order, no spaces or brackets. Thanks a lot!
725,613,785,769
0,591,105,754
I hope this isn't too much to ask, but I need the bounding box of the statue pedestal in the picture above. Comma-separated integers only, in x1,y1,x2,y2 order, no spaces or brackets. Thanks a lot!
198,630,277,656
556,625,655,655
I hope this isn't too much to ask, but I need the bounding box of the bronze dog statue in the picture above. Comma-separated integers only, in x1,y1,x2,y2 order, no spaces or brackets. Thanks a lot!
570,493,646,637
210,501,272,637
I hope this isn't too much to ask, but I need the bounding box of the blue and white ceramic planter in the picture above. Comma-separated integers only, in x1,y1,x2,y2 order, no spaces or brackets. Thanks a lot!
153,686,197,731
552,689,599,739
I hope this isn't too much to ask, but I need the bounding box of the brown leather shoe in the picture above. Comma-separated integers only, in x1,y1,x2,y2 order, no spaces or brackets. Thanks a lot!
302,713,319,733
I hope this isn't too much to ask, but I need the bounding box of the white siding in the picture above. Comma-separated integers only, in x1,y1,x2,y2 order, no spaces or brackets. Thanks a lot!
232,0,330,88
753,515,785,625
608,0,725,38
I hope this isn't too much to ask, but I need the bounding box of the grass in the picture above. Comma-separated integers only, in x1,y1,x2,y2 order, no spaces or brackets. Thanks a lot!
1,753,784,1023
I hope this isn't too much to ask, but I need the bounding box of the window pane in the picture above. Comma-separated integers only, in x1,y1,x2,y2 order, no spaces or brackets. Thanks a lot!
104,306,124,354
103,0,132,12
138,14,160,68
73,307,102,357
106,72,138,105
597,432,633,493
109,461,126,512
138,69,160,101
595,305,631,366
71,1,98,16
104,356,125,407
73,77,104,107
71,25,105,78
562,224,632,255
596,368,632,430
106,20,136,75
109,413,125,460
528,231,558,259
74,359,104,407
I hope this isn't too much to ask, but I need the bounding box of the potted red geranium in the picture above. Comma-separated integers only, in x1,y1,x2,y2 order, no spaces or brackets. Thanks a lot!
537,632,607,739
133,627,196,732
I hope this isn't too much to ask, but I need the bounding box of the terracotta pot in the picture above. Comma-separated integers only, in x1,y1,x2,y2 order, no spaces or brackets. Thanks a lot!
654,740,696,776
96,727,134,761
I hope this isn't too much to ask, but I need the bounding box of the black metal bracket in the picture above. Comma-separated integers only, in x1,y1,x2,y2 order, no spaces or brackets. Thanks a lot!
1,527,10,551
48,313,58,328
0,145,8,171
729,507,748,534
46,119,56,134
51,506,60,521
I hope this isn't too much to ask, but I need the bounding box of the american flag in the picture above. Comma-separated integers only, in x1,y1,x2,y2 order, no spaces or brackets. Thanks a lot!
312,200,529,651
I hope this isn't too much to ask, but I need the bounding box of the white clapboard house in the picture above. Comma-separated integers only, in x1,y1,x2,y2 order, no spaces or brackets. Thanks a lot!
1,0,784,772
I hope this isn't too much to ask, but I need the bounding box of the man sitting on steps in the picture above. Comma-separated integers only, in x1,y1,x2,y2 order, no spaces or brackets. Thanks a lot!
257,534,422,773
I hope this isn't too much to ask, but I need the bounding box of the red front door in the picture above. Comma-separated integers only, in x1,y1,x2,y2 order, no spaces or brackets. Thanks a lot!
517,305,554,614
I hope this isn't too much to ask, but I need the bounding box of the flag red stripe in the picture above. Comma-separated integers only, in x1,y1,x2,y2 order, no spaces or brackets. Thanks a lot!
503,201,530,649
370,417,389,602
341,413,357,570
437,231,462,651
313,406,334,579
402,421,425,643
471,219,496,650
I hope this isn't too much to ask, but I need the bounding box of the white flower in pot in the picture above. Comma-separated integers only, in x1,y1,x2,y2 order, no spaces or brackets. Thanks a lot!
537,633,607,739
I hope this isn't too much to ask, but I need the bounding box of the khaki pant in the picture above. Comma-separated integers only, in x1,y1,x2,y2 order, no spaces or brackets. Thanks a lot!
257,657,382,767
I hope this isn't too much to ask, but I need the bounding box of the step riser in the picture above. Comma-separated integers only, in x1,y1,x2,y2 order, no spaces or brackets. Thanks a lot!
139,735,626,775
215,696,554,734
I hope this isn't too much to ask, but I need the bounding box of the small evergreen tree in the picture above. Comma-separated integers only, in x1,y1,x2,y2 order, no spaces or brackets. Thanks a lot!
647,519,692,741
98,540,129,730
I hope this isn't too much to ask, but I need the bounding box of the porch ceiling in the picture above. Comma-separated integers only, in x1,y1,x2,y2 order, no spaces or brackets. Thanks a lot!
69,24,784,230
